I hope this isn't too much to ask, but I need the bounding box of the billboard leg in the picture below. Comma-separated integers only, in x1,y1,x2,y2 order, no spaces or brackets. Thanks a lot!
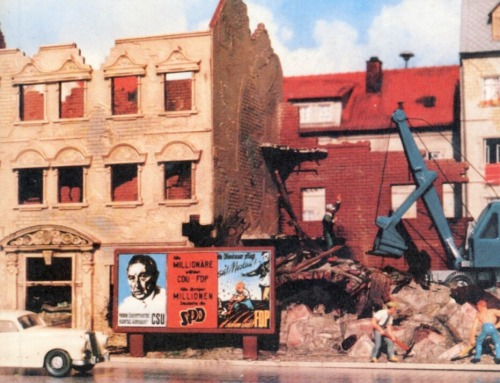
242,336,258,360
128,333,145,357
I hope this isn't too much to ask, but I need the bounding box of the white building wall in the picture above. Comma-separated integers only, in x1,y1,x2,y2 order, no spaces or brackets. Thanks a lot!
461,57,500,219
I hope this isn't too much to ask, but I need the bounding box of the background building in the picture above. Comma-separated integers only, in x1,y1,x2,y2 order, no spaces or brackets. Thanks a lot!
280,59,469,273
460,0,500,218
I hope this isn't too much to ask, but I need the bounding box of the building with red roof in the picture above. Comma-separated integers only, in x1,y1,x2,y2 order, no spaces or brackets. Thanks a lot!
279,58,469,274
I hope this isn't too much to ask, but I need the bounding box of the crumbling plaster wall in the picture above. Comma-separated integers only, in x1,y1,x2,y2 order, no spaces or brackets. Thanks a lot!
211,0,283,237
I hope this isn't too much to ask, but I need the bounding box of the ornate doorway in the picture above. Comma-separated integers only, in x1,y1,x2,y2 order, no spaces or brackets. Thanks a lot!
1,225,100,329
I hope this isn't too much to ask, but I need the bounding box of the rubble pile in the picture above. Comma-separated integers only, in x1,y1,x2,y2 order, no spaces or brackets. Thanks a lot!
278,271,500,363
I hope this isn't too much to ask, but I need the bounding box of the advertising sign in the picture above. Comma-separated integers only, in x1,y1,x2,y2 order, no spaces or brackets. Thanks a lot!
113,247,274,334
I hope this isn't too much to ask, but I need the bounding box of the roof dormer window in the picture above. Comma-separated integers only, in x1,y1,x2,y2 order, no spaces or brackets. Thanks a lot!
295,101,342,132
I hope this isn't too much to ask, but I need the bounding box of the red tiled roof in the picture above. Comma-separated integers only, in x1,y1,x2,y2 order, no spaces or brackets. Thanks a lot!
283,65,459,132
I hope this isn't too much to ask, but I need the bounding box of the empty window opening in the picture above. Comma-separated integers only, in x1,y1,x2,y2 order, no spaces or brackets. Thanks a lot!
19,84,45,121
111,164,138,202
58,167,83,203
165,161,192,200
301,188,326,221
112,76,138,115
391,185,417,219
18,168,43,205
60,81,85,119
164,72,193,112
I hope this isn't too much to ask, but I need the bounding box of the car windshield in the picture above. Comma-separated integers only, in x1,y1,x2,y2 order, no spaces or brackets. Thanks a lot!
17,314,44,329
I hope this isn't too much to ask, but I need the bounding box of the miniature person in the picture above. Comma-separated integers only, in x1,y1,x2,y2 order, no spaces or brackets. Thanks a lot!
322,194,341,249
119,254,166,313
228,281,254,313
469,300,500,364
242,251,271,300
370,301,399,363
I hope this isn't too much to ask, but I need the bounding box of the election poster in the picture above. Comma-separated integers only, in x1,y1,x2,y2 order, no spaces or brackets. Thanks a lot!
113,247,274,334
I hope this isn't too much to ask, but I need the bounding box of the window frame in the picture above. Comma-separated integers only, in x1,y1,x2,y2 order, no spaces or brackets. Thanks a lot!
58,80,86,120
56,166,85,205
18,83,47,122
163,71,195,113
17,167,47,208
295,101,342,131
109,163,140,203
301,188,326,222
111,75,140,116
391,184,417,219
162,160,195,202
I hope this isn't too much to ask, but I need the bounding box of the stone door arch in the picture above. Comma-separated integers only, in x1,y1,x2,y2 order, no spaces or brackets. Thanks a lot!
1,225,100,329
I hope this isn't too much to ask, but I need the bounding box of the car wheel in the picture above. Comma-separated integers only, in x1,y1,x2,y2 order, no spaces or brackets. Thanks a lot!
44,349,72,377
73,364,95,373
445,271,474,289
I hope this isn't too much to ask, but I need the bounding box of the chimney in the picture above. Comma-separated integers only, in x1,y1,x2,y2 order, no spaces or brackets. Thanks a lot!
366,57,382,94
0,25,5,49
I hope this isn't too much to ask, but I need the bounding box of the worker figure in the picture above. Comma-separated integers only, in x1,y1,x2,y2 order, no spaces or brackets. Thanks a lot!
322,194,341,250
469,300,500,364
370,301,399,363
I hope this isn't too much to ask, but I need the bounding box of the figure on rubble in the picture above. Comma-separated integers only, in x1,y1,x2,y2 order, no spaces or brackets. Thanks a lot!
322,194,342,250
370,301,399,363
469,300,500,364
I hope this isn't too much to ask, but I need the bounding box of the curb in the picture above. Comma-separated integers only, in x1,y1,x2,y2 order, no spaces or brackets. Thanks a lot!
109,355,499,372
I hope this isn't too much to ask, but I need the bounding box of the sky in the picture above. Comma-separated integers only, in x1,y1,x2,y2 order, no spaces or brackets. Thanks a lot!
1,0,461,76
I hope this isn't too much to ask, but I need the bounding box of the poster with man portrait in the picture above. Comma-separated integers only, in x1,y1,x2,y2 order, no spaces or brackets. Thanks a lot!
116,252,167,327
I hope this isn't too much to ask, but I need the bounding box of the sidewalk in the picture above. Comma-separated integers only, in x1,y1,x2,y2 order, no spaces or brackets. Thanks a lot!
110,354,500,372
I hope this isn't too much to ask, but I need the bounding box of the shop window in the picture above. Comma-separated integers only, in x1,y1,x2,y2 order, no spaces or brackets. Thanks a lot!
164,161,192,200
59,81,85,119
164,71,193,112
111,164,138,201
302,188,325,221
391,185,416,219
19,84,45,121
26,257,72,326
57,166,83,203
112,76,138,115
18,168,44,205
296,101,342,131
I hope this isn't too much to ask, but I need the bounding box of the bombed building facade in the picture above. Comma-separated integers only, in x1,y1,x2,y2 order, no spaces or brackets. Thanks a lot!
0,0,282,333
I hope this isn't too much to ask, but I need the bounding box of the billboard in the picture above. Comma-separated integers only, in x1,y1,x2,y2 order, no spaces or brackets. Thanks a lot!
113,247,274,334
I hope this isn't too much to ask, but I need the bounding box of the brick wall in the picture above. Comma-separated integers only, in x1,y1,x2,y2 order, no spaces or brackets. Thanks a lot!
112,77,138,115
22,90,44,121
60,85,84,118
165,79,192,111
211,0,283,236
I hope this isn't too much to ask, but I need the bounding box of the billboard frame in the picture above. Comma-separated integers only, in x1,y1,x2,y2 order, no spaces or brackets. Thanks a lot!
112,247,275,335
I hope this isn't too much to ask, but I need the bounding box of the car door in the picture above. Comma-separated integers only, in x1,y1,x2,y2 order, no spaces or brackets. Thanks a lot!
0,319,21,366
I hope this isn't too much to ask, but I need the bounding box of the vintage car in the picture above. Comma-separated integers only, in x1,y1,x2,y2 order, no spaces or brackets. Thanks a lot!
0,310,109,377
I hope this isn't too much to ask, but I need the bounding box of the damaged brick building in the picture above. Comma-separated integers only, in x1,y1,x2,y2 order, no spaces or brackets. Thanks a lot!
279,59,470,280
0,0,282,334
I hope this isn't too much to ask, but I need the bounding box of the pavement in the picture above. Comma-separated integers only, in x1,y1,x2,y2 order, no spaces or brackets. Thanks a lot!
110,354,500,372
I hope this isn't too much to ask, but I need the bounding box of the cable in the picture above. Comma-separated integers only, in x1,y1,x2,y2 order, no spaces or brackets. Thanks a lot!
407,117,500,222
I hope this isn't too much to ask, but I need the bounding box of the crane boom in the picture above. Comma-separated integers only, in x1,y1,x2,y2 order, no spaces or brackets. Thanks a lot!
373,108,464,267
